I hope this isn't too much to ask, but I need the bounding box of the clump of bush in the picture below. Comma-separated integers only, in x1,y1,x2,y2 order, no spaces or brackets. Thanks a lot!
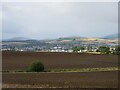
27,60,44,72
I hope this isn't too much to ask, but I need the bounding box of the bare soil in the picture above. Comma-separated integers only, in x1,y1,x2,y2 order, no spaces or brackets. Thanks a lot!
2,51,118,71
2,71,118,88
2,51,118,88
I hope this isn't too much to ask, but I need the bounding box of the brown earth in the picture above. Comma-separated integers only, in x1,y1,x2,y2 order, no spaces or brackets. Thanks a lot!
2,71,118,88
2,51,119,88
2,51,118,71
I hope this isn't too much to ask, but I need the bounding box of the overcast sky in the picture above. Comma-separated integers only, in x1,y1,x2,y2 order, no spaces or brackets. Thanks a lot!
1,2,118,40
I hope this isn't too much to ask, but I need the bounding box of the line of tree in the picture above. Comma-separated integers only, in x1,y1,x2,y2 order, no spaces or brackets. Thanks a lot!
112,46,120,55
97,46,120,55
72,45,120,55
72,46,85,52
97,46,110,54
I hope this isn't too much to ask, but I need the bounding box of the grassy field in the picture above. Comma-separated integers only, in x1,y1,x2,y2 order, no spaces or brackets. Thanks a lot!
2,51,119,88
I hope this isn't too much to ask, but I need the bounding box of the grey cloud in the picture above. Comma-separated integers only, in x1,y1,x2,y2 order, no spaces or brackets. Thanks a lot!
2,2,118,39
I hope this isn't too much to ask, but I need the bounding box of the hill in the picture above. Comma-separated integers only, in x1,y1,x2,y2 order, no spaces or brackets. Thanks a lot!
3,37,32,41
103,33,119,39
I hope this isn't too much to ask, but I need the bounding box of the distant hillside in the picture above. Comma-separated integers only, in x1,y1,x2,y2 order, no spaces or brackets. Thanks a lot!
58,36,82,40
3,37,31,41
103,33,119,39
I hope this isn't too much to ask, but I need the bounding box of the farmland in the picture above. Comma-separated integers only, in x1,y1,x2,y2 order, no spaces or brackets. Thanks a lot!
2,51,118,88
2,51,118,71
3,71,118,88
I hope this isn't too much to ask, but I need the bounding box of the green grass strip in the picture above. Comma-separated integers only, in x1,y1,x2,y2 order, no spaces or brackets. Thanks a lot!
48,67,119,72
2,67,119,73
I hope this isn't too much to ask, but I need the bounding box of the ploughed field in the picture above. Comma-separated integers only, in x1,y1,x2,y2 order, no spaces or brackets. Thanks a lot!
3,71,118,88
2,51,118,88
2,51,118,71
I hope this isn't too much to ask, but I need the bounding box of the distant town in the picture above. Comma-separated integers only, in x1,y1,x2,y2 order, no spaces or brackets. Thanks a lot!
1,36,119,55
